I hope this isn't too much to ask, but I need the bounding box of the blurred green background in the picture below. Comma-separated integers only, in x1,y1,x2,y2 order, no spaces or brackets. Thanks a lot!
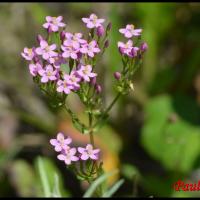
0,2,200,197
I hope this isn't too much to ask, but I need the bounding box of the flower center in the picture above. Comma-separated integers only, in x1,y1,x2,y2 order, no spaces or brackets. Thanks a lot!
52,17,58,25
47,71,52,77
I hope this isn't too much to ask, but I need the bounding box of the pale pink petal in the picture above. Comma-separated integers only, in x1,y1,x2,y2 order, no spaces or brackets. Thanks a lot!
70,148,77,155
119,28,126,34
57,132,65,140
56,16,63,22
35,47,43,55
125,31,133,38
88,51,94,57
90,154,98,160
50,139,58,146
78,147,85,154
71,156,79,162
64,158,71,165
82,18,90,23
57,154,65,161
41,76,48,83
42,53,49,60
87,22,95,29
64,138,72,145
43,23,50,29
57,86,64,92
46,16,52,22
40,40,48,49
51,24,59,32
81,153,89,160
55,145,62,152
93,149,100,154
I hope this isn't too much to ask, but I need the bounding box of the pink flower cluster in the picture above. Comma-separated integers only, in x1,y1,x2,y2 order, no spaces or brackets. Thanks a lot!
118,24,146,58
21,14,104,95
50,132,100,165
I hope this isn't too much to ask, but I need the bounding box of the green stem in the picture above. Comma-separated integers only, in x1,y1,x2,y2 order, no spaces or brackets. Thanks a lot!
92,92,121,129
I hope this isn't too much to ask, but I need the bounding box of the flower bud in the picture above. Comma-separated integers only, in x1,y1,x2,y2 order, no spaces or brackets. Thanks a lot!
114,72,121,80
106,22,112,32
97,25,105,37
90,77,97,86
140,42,148,52
47,26,52,34
60,31,65,41
119,47,125,55
129,47,138,58
95,84,102,94
36,34,44,43
104,40,109,48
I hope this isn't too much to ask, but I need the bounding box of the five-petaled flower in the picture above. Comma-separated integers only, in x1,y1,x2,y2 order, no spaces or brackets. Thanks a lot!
119,24,142,38
77,65,97,82
36,40,58,60
43,16,66,32
78,144,100,161
80,40,100,58
29,63,42,77
57,147,79,165
50,132,72,152
82,13,105,29
21,47,35,61
38,65,57,83
64,71,81,91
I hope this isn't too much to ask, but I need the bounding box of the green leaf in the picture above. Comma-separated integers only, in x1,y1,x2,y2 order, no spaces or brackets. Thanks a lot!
52,173,62,198
83,169,119,198
102,179,124,197
121,164,140,181
36,157,51,197
141,94,200,173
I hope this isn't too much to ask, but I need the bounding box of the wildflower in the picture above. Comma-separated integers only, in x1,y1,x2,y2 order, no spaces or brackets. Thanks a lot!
36,40,58,60
82,13,105,29
61,44,79,60
64,71,81,91
43,16,66,32
28,63,42,77
56,78,73,94
57,147,79,165
50,132,72,152
80,40,100,58
21,47,35,61
119,24,142,38
64,32,87,49
118,40,133,55
49,54,66,69
77,65,97,82
38,65,57,83
129,47,139,58
78,144,100,161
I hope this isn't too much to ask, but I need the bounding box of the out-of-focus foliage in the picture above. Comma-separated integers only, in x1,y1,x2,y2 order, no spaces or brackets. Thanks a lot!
0,2,200,197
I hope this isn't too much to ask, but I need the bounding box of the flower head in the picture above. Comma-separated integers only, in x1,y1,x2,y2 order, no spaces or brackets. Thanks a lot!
21,47,35,61
50,132,72,152
77,65,97,82
57,147,79,165
80,40,100,58
43,16,66,32
119,24,142,38
38,65,57,83
36,40,58,60
56,77,73,94
29,63,42,77
64,71,81,91
61,44,79,60
78,144,100,160
82,13,105,29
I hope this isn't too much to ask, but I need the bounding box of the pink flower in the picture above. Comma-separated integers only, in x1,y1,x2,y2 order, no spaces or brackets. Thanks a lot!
119,24,142,38
77,65,97,82
43,16,66,32
38,65,57,83
64,71,81,91
21,47,35,61
80,40,100,58
61,44,79,60
82,13,105,29
28,63,42,77
50,132,72,152
64,32,87,49
49,54,66,69
36,40,58,60
118,40,133,55
56,77,73,94
57,147,79,165
78,144,100,161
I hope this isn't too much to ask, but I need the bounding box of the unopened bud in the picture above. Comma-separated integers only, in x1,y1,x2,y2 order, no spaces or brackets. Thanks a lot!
90,77,97,86
114,72,121,80
60,31,65,41
97,25,105,37
47,26,52,34
104,40,109,48
106,22,112,32
36,35,44,43
129,47,138,58
95,84,102,94
140,42,148,52
119,47,125,55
